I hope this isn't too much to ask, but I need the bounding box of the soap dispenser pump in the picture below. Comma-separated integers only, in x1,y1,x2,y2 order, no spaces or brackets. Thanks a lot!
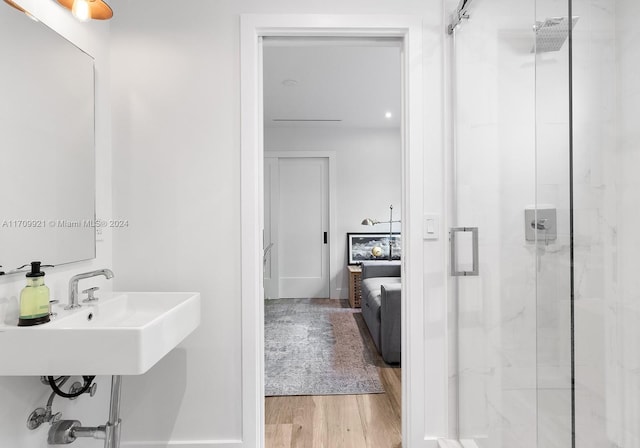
18,261,51,326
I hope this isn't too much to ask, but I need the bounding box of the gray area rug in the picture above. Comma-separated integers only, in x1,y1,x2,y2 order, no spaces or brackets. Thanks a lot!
265,298,384,396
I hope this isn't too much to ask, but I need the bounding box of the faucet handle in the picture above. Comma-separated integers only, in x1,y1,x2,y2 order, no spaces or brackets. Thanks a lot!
81,287,100,303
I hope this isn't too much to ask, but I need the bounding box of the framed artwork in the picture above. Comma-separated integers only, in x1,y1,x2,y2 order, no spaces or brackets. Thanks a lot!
347,232,401,265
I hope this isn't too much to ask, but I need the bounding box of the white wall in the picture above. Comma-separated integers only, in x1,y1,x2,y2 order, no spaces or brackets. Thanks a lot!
573,0,640,447
0,1,113,447
111,0,446,446
265,127,402,299
609,1,640,445
570,1,615,447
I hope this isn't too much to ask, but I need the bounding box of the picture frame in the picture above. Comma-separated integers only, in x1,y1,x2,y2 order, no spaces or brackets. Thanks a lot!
347,232,401,265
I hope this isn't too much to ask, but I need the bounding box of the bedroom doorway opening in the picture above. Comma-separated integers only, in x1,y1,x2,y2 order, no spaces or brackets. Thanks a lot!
240,14,426,447
262,36,403,447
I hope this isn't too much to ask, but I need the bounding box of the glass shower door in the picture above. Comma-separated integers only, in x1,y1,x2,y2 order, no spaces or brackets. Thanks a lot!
450,0,573,446
451,1,539,445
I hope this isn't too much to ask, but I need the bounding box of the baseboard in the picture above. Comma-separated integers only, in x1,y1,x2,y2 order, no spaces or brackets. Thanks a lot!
460,441,480,448
437,439,480,448
438,440,463,448
120,440,242,448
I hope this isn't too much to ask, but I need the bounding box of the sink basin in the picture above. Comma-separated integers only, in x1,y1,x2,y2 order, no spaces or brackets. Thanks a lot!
0,292,200,376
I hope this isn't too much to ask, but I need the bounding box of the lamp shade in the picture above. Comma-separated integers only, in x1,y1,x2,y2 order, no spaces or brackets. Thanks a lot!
56,0,113,20
361,218,377,226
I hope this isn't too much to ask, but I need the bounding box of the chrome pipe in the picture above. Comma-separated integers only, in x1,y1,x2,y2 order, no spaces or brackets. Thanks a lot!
46,375,123,447
72,425,106,440
104,375,123,448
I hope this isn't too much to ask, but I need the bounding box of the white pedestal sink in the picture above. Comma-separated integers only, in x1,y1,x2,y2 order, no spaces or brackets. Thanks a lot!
0,292,200,376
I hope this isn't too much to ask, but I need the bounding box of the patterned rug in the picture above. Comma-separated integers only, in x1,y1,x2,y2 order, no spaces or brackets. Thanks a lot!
264,298,384,396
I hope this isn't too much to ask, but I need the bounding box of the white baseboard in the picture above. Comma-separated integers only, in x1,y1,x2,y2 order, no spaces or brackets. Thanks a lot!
438,439,478,448
438,439,462,448
121,440,242,448
437,439,480,448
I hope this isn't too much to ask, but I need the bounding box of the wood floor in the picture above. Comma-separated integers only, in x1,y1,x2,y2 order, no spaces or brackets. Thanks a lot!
265,357,401,448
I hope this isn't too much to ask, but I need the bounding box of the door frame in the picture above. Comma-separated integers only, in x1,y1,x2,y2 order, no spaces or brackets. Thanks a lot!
264,151,337,299
241,14,426,447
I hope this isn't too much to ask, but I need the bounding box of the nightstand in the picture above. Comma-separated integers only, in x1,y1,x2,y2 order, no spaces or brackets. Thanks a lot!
347,265,362,308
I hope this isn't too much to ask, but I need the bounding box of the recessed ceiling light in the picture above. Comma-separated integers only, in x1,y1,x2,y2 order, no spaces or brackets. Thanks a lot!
282,79,298,87
385,112,392,119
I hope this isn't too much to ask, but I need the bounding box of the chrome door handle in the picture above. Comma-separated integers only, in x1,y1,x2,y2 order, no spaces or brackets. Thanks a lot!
450,227,479,276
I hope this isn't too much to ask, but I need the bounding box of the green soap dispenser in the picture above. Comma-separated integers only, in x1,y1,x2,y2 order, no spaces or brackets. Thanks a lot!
18,261,51,327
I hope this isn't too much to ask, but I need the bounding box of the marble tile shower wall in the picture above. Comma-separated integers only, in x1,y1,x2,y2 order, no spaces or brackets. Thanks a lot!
612,2,640,445
571,1,616,447
573,0,640,447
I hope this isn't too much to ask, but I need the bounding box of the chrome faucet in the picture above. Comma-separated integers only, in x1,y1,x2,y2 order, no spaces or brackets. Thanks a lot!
66,269,114,310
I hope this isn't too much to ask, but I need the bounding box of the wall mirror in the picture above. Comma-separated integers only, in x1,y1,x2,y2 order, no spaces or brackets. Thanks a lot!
0,4,96,275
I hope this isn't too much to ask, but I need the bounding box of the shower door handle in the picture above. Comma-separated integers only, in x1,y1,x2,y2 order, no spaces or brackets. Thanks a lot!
450,227,479,276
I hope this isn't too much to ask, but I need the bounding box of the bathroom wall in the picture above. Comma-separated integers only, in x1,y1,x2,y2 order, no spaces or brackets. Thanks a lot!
265,127,402,299
110,0,446,446
609,1,640,444
573,0,640,446
569,0,614,446
0,1,113,447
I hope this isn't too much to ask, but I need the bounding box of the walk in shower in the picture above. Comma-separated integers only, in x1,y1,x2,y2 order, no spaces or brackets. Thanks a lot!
448,0,638,446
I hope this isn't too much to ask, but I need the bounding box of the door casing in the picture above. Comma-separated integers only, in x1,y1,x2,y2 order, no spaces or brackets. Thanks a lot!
241,14,428,447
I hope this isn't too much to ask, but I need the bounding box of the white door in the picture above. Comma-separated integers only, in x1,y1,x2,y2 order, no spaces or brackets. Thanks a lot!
264,156,329,299
263,157,279,300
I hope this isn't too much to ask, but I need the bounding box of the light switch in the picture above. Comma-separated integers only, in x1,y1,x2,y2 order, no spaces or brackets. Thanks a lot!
424,214,440,240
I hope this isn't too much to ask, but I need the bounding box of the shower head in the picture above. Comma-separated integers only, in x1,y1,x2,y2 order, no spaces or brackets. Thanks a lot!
533,16,579,53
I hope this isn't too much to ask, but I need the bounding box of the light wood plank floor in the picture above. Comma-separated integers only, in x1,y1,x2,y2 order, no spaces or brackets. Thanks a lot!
265,313,401,448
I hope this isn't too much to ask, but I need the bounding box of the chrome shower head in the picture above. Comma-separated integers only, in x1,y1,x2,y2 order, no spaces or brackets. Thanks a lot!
533,16,579,53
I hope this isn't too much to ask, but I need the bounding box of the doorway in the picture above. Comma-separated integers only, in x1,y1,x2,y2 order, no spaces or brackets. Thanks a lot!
262,37,402,446
240,14,426,448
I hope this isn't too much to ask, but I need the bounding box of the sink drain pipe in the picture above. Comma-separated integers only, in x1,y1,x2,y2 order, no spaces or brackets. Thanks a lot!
48,375,123,448
104,375,123,448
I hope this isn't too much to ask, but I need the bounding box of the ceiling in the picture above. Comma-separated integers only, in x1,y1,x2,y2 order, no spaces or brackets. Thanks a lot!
263,38,402,129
